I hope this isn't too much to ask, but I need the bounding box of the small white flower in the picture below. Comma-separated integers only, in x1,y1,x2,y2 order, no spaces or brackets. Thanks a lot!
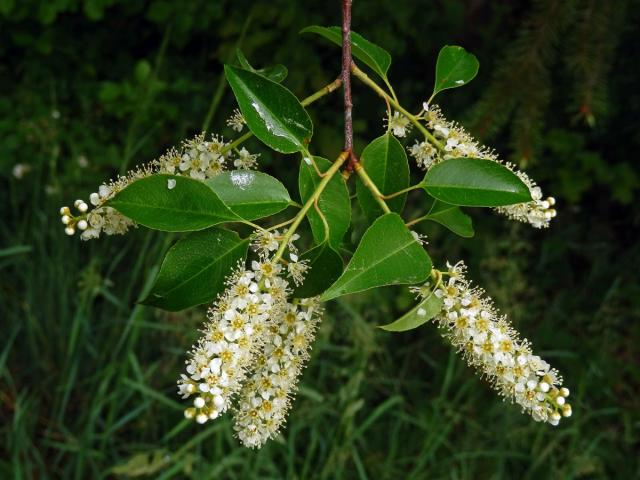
386,111,412,138
410,230,427,245
233,148,259,170
226,109,245,132
287,257,309,286
408,141,437,170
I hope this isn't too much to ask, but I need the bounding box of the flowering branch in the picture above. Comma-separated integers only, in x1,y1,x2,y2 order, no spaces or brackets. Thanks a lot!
56,5,573,445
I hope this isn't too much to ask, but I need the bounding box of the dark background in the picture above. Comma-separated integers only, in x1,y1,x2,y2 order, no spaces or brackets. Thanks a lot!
1,0,639,478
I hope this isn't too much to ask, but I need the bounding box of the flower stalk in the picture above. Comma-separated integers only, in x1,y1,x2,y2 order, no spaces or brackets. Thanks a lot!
351,63,444,150
272,151,349,263
353,163,392,214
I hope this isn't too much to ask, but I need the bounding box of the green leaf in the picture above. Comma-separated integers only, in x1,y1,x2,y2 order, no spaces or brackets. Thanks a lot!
379,291,443,332
422,158,532,207
299,157,351,249
356,134,410,222
432,45,479,98
320,213,431,301
108,174,238,232
301,25,391,81
206,170,291,220
292,243,343,298
224,65,312,154
142,228,249,311
235,48,288,83
425,200,474,238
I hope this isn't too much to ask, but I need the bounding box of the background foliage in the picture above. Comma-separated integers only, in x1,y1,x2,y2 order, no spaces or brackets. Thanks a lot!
1,0,639,478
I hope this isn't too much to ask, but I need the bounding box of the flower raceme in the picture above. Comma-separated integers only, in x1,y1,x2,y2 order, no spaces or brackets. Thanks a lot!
413,262,572,425
58,133,260,240
178,234,321,446
394,104,558,229
178,260,287,424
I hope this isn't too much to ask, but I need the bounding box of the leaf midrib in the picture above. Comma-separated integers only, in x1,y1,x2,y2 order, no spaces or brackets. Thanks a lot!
111,200,237,221
437,54,467,89
327,235,423,296
425,183,526,195
225,198,290,207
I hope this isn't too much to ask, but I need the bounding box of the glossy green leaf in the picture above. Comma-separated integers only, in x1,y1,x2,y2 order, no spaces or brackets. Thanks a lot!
301,25,391,80
299,157,351,249
379,291,443,332
235,48,288,83
142,228,249,311
356,134,410,222
422,158,532,207
425,200,474,238
292,243,343,298
432,45,479,97
108,174,238,232
224,65,312,153
206,170,291,220
321,213,431,301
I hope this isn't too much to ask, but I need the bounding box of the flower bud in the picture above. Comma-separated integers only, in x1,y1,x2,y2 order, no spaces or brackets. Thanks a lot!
196,414,208,424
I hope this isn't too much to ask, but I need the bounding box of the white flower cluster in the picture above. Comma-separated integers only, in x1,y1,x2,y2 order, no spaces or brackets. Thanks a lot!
495,178,557,228
159,133,229,180
59,133,261,240
234,297,322,448
408,105,557,228
178,259,289,424
177,233,320,447
251,230,309,287
414,261,572,425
